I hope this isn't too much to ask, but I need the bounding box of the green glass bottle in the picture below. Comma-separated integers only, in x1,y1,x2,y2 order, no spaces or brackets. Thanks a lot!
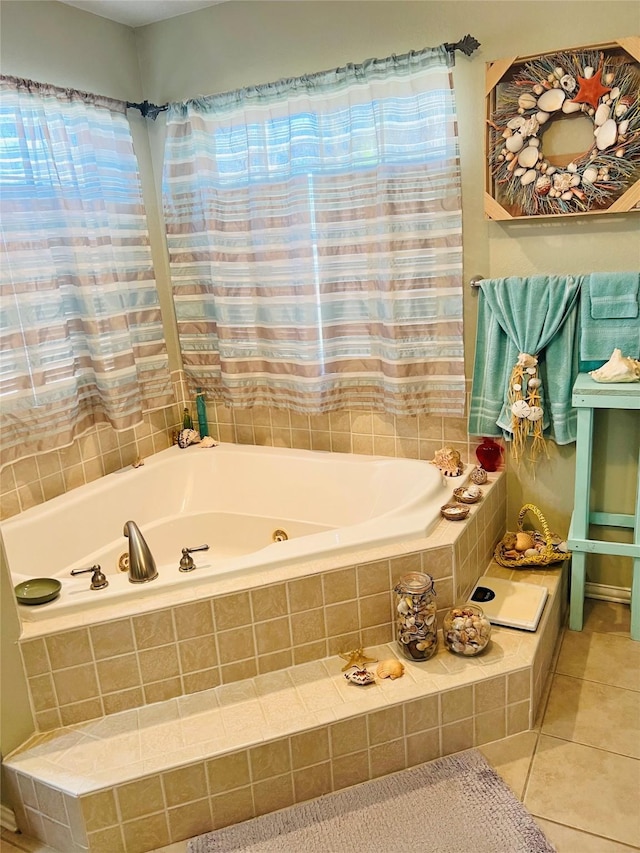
182,407,193,430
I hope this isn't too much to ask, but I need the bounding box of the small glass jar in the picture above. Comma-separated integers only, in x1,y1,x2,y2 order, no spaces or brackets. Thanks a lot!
394,572,438,661
443,604,491,656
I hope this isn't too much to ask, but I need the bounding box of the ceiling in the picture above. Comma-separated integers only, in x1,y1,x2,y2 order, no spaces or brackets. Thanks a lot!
58,0,229,28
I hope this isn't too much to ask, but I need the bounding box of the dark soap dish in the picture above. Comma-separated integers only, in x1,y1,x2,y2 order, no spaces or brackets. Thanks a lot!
14,578,61,605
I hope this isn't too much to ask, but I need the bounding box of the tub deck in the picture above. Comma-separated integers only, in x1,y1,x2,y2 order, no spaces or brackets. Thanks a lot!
4,562,565,853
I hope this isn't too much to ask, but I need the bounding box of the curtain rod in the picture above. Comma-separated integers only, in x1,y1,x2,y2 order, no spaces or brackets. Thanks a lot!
126,35,480,120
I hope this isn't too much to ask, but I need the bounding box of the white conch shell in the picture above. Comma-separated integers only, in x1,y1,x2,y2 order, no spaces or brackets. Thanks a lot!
199,435,218,448
589,349,640,383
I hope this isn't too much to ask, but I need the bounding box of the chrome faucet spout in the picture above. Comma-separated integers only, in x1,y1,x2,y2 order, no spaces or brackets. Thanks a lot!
123,521,158,583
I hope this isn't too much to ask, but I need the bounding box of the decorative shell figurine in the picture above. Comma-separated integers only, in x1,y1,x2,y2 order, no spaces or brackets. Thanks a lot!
469,466,488,485
344,667,375,686
589,349,640,383
431,446,464,477
199,435,218,448
177,428,200,448
376,659,405,680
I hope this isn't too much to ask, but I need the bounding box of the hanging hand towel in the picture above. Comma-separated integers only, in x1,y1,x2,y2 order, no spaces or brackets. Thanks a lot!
580,272,640,362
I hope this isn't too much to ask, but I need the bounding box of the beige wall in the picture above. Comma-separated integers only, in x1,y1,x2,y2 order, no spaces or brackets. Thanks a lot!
0,0,638,774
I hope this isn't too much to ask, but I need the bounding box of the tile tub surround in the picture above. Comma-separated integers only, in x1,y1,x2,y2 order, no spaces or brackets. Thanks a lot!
16,474,505,732
4,562,563,853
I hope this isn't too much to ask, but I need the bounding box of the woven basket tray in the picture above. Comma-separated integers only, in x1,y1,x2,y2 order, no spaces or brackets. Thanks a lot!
494,503,571,569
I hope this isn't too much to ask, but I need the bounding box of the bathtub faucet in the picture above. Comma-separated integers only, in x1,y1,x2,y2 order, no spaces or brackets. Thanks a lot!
123,521,158,583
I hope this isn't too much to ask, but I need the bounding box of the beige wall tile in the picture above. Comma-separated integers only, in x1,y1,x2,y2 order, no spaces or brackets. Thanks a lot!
144,677,182,705
251,585,288,621
327,631,360,656
250,739,291,782
90,620,135,659
34,780,65,822
117,775,164,822
59,697,103,727
210,786,254,830
28,674,57,712
167,799,212,843
369,738,405,778
442,718,474,756
40,817,74,853
290,728,330,769
389,552,422,583
178,636,218,673
422,546,453,579
87,825,125,853
207,751,251,796
96,654,141,693
288,576,323,613
357,560,391,596
34,709,62,731
332,749,369,790
174,601,214,640
293,640,327,665
330,716,368,757
290,608,325,646
20,639,50,677
138,645,180,683
323,568,357,605
293,761,332,802
217,626,256,665
183,668,221,694
52,664,99,705
258,649,293,674
121,813,170,853
46,629,92,670
163,763,207,808
367,706,404,746
102,687,144,716
475,708,507,745
255,617,290,655
359,592,391,628
361,624,393,647
404,695,439,734
407,728,440,766
133,610,176,649
252,773,294,816
213,592,251,630
220,658,257,684
441,686,473,724
80,790,119,833
325,600,359,637
475,676,506,714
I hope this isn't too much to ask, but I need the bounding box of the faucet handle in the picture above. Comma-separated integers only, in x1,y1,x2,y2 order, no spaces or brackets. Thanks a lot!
179,545,210,572
70,565,108,590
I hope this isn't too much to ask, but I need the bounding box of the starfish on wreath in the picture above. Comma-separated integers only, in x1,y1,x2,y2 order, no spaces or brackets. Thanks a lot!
571,63,611,110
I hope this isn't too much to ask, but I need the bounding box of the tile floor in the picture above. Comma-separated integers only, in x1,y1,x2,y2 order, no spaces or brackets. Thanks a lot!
2,598,638,853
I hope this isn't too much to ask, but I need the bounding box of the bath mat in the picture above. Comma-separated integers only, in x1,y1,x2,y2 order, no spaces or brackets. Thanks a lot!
187,748,555,852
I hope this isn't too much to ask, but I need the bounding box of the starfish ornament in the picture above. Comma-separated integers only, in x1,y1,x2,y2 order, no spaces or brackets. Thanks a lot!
339,648,377,671
571,64,611,110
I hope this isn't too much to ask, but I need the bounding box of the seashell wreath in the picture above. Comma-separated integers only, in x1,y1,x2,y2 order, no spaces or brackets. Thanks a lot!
509,352,546,463
487,47,640,216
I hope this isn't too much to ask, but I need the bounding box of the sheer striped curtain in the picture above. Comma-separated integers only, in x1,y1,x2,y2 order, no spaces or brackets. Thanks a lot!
0,77,174,466
163,46,464,416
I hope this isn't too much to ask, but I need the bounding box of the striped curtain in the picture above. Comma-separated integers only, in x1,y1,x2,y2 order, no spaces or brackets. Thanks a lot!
163,46,464,415
0,77,174,467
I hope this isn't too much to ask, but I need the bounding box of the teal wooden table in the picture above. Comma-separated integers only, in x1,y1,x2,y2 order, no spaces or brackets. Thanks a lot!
567,374,640,640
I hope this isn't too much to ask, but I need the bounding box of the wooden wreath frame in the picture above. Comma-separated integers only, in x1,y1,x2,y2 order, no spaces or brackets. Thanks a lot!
485,38,640,220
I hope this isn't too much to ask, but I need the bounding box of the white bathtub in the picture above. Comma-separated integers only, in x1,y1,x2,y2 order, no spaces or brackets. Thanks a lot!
2,443,461,622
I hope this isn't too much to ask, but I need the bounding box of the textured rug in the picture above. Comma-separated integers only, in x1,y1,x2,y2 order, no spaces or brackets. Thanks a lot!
187,749,555,852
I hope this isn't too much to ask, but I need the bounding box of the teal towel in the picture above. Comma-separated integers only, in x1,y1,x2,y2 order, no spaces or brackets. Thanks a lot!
469,275,582,445
589,271,638,319
580,272,640,360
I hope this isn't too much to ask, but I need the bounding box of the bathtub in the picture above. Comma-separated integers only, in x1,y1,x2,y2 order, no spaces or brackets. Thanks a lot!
2,442,461,623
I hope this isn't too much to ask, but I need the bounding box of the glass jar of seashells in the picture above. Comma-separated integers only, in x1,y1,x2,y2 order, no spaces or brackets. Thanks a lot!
443,605,491,656
394,572,438,661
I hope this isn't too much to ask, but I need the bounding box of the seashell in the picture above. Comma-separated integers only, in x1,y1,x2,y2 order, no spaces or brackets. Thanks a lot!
528,377,541,389
507,116,525,130
618,119,629,136
515,532,535,552
344,667,375,686
596,119,617,151
524,548,538,557
562,99,581,114
529,138,540,148
589,348,640,383
603,72,615,85
560,74,576,93
527,405,544,422
517,146,539,169
432,446,464,477
537,88,565,112
470,466,488,485
594,103,610,126
554,67,565,79
511,400,531,419
519,117,540,137
609,87,620,101
581,167,597,185
561,191,573,201
583,66,594,79
505,133,524,153
614,102,629,118
517,352,537,368
376,659,405,680
615,147,625,158
570,175,581,187
514,167,527,177
199,435,218,448
536,111,550,125
535,175,551,196
553,172,573,192
526,367,537,375
518,93,537,110
177,428,200,448
520,169,537,186
513,383,522,392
